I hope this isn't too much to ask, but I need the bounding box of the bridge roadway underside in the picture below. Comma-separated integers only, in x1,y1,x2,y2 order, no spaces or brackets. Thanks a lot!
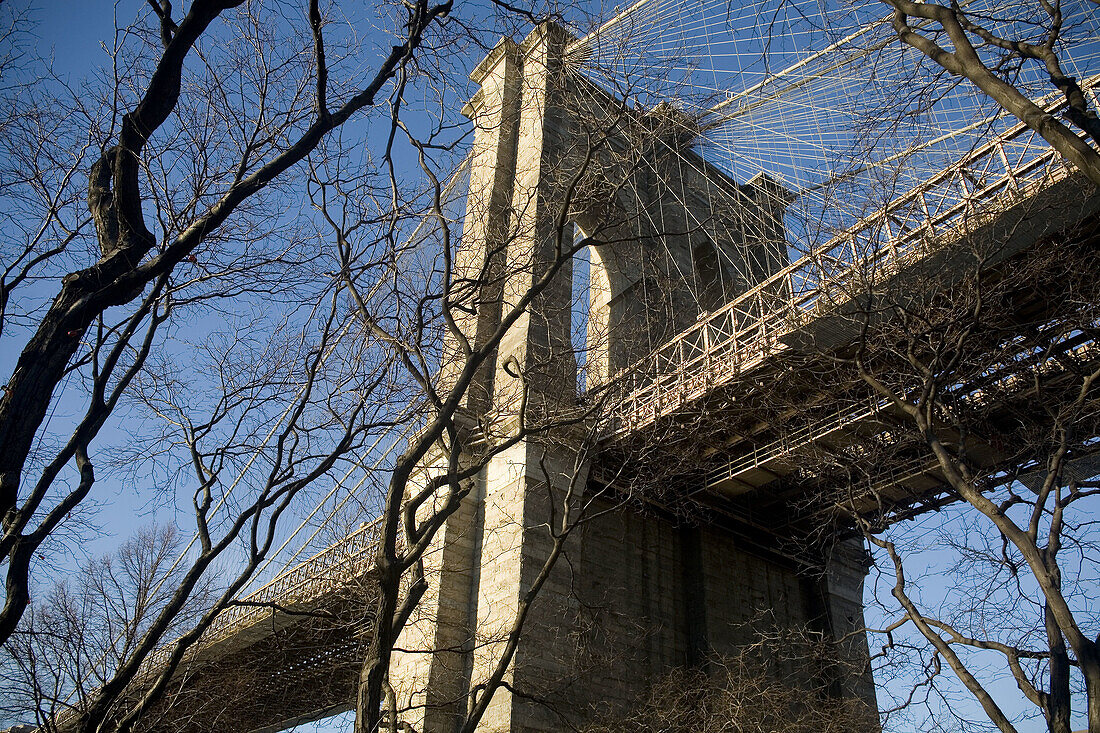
135,589,373,733
601,174,1100,540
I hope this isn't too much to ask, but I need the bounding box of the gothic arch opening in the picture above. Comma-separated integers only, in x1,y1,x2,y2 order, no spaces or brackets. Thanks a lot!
570,222,591,394
568,221,620,394
693,238,725,313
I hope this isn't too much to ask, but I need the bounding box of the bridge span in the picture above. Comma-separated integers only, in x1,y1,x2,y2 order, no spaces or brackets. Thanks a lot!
601,80,1100,531
113,25,1100,733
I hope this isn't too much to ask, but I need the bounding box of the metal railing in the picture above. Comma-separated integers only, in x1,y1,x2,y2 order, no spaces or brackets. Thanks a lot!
607,76,1099,437
141,519,381,672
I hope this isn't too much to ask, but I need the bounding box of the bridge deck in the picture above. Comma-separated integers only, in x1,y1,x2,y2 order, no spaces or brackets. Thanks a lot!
608,75,1100,438
130,524,380,732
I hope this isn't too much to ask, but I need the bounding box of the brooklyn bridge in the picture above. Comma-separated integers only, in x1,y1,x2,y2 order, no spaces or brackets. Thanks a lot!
108,1,1100,730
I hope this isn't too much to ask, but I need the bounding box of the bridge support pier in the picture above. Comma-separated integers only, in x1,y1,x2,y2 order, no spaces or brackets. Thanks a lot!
391,448,877,732
389,21,876,732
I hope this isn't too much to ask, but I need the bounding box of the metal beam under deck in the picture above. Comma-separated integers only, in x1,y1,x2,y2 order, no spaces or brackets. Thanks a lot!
599,175,1100,533
148,601,369,733
111,523,383,733
132,586,374,733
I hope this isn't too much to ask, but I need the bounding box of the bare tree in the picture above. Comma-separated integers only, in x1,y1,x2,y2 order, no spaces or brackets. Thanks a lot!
0,0,537,729
874,0,1100,184
581,625,879,733
0,525,216,730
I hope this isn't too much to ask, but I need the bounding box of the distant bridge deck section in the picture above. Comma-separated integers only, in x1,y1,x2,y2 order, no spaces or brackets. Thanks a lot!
144,520,380,673
132,522,381,732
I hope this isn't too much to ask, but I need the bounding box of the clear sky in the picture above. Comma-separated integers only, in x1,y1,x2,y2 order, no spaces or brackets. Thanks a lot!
26,1,132,77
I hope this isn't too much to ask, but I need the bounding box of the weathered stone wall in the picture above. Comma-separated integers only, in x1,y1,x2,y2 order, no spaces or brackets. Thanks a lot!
498,490,824,732
394,456,873,733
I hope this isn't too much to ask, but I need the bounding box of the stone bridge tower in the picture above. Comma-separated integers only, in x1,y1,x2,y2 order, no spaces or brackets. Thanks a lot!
389,23,874,733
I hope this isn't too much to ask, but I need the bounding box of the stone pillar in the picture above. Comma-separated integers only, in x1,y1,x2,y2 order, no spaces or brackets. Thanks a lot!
387,21,877,733
462,25,592,731
439,38,523,410
489,22,577,410
388,446,484,733
388,35,527,732
823,538,879,716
